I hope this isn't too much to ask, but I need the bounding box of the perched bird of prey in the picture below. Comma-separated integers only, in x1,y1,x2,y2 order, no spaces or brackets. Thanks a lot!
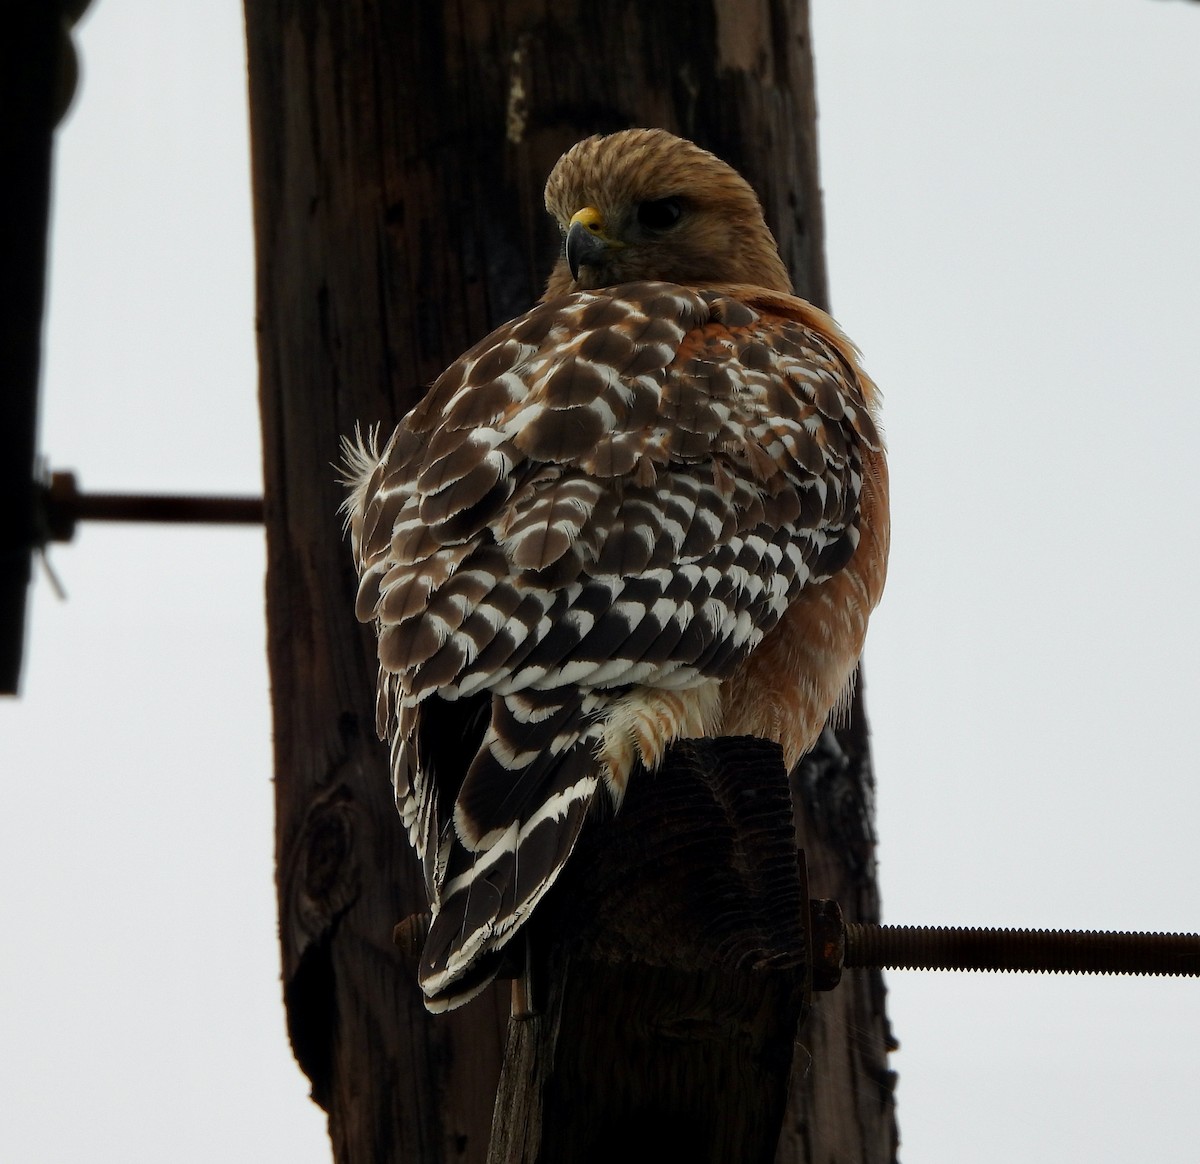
344,129,889,1011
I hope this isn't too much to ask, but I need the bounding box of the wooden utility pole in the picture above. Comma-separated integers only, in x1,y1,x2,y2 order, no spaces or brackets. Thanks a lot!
244,1,897,1160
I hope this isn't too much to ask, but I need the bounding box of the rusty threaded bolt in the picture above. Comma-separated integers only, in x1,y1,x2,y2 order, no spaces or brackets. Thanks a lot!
809,900,1200,990
41,471,264,542
842,922,1200,977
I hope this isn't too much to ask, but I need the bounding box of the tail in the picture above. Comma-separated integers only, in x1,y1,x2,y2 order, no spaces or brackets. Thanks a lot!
418,688,605,1011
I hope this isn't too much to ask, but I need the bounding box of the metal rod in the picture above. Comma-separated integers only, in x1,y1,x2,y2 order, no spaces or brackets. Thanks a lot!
843,922,1200,978
69,491,264,525
42,471,263,541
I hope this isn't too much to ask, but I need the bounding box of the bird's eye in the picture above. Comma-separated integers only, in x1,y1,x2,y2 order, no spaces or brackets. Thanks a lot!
636,197,684,231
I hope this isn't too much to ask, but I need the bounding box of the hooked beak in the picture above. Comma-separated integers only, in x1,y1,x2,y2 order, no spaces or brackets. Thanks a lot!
565,206,623,282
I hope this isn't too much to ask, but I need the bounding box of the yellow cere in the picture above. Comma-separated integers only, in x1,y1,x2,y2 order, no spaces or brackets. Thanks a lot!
570,205,623,245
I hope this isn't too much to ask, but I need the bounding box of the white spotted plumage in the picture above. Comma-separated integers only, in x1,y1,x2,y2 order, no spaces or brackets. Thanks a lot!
344,130,889,1010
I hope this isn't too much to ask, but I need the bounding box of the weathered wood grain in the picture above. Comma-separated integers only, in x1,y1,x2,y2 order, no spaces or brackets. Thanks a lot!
243,1,897,1159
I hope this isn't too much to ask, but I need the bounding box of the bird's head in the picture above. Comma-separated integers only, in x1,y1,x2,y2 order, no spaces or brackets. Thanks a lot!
542,128,792,298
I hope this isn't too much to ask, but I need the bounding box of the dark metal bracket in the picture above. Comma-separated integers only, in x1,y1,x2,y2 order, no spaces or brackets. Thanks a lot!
3,469,265,694
39,471,264,542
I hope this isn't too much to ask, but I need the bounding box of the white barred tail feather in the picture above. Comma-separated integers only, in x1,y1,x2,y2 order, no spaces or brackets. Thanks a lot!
422,711,602,1008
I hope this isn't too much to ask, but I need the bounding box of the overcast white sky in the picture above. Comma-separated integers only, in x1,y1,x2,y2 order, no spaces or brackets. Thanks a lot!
3,2,1197,1161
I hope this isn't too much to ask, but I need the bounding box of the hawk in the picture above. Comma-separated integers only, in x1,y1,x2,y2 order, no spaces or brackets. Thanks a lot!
344,129,889,1011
